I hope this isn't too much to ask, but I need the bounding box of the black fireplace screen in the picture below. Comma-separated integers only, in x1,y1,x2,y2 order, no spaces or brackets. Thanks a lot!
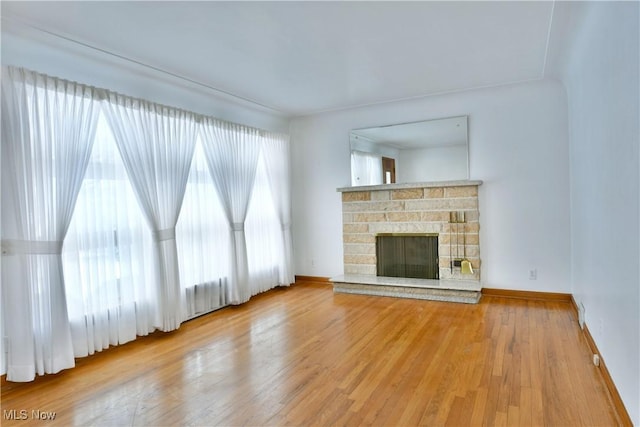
376,235,439,279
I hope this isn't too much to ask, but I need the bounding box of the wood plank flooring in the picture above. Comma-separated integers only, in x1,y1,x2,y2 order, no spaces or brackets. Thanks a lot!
1,282,620,426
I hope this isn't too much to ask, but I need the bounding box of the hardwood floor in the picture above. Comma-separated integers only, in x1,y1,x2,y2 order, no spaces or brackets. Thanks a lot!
1,282,620,426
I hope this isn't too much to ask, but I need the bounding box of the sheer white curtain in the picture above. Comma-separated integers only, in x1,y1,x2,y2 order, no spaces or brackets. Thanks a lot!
103,95,197,331
351,150,383,186
0,66,100,381
245,153,284,294
199,119,261,304
262,132,295,286
62,114,156,356
176,140,231,318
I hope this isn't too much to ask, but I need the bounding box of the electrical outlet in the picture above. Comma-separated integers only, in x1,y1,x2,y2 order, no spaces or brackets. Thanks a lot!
578,302,585,329
529,269,537,280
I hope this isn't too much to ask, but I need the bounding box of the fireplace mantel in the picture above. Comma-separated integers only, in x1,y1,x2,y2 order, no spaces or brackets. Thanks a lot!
337,180,483,193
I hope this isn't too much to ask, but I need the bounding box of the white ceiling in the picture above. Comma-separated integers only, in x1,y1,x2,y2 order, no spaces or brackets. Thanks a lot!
2,1,555,116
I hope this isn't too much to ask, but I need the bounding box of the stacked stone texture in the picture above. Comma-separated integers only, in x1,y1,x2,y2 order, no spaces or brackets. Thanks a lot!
341,185,480,280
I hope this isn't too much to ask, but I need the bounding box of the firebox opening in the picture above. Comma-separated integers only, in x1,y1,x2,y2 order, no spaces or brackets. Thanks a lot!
376,234,439,280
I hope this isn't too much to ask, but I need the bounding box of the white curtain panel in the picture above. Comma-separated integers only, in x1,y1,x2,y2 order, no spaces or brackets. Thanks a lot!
262,132,295,286
176,140,231,317
0,66,100,381
199,118,261,304
103,95,197,331
244,154,284,295
62,114,156,357
351,150,383,186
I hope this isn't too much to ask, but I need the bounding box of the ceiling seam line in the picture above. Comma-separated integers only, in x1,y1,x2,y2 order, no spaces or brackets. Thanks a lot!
541,0,556,78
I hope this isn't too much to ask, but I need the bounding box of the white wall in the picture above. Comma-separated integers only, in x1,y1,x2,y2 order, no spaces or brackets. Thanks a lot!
561,2,639,423
1,21,289,133
397,144,468,183
291,79,571,293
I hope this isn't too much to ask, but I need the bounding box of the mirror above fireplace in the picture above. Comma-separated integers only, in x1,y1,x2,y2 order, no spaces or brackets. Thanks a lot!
350,115,469,187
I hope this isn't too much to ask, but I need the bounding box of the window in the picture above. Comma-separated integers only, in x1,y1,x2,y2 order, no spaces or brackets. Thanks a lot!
177,140,231,317
62,113,155,356
245,151,283,294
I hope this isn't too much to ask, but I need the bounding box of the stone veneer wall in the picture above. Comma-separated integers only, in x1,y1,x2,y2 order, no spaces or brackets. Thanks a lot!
341,184,480,281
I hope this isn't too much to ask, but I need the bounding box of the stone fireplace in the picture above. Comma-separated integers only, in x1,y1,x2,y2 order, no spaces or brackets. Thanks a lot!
332,180,483,303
